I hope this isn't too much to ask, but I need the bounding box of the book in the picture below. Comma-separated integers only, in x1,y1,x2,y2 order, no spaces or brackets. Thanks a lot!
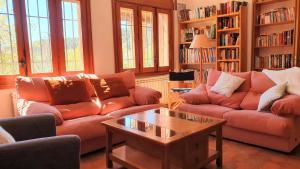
255,54,293,69
178,6,217,22
256,29,294,47
219,62,239,72
257,7,295,25
179,45,216,64
220,33,239,46
220,48,239,59
219,1,248,15
218,16,239,29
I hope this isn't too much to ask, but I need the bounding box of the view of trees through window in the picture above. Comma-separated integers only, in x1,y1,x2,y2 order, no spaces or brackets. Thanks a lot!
0,0,19,75
62,0,84,72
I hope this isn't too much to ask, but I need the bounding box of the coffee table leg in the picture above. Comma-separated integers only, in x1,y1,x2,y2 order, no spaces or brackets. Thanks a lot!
106,128,113,168
216,127,223,168
162,146,170,169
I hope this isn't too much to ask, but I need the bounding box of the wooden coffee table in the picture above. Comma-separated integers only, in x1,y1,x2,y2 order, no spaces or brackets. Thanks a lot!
102,108,226,169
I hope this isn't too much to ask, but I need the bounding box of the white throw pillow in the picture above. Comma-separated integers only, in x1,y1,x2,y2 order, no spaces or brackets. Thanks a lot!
210,72,245,97
263,67,300,96
257,83,287,112
0,126,15,144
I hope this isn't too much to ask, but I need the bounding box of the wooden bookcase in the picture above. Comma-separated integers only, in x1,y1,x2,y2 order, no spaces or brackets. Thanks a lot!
252,0,299,70
216,6,248,72
179,16,217,83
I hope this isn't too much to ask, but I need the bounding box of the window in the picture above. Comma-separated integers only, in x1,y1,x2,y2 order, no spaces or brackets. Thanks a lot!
0,0,93,88
120,7,136,69
62,0,84,71
113,1,173,74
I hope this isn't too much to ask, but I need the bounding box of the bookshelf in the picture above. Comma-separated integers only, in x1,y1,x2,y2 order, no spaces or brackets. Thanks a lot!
216,6,248,72
178,9,217,84
252,0,299,70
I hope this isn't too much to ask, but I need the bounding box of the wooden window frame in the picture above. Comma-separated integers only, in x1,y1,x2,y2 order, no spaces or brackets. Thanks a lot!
0,0,94,89
112,0,174,76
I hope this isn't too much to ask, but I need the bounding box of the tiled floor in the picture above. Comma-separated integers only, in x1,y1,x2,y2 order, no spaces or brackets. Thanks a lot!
81,137,300,169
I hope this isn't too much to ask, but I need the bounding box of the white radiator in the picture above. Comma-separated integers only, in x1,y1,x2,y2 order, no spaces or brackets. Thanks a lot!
136,75,169,104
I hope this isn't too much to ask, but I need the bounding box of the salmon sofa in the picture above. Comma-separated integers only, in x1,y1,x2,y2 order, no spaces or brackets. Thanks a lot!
178,69,300,152
15,71,162,154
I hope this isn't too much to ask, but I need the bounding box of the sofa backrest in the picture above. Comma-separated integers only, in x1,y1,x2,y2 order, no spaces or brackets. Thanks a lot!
16,75,81,102
101,71,136,89
240,71,275,110
206,69,251,109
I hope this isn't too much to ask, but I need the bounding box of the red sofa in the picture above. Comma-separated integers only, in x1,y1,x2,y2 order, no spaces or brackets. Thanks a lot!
15,71,162,154
178,69,300,152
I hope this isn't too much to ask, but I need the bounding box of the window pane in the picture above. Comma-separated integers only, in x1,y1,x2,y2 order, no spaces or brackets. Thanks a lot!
25,0,53,73
0,0,19,75
158,13,169,67
120,7,135,69
141,11,154,68
62,0,84,72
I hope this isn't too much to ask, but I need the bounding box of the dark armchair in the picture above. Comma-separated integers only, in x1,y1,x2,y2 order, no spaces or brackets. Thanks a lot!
0,114,81,169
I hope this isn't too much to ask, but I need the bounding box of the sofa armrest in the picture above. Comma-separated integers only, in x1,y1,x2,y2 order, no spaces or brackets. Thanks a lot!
180,84,210,105
0,135,80,169
0,114,56,141
134,86,162,105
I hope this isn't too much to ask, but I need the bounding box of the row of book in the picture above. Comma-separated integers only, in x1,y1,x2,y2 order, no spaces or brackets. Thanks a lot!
220,48,239,60
219,62,239,72
218,16,239,29
178,6,217,22
179,46,216,64
181,27,199,42
256,29,294,47
256,7,295,25
219,1,248,15
219,33,240,46
255,54,293,69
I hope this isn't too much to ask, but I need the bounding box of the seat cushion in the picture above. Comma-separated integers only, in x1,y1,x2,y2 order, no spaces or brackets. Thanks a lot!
177,103,234,118
57,115,111,141
206,69,251,109
100,96,136,115
55,101,101,120
223,110,295,138
107,104,162,118
240,71,276,110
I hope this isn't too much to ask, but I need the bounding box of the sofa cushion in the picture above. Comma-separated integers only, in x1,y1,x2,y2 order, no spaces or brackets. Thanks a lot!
177,103,234,118
16,77,49,102
56,115,112,141
21,101,64,125
0,126,16,144
272,95,300,116
180,84,210,105
239,92,261,110
44,79,91,105
257,83,287,111
78,73,99,97
223,110,294,138
90,77,130,100
100,96,136,115
134,86,162,105
55,101,101,120
240,71,276,110
210,72,246,97
101,70,136,89
206,69,251,109
107,104,162,118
